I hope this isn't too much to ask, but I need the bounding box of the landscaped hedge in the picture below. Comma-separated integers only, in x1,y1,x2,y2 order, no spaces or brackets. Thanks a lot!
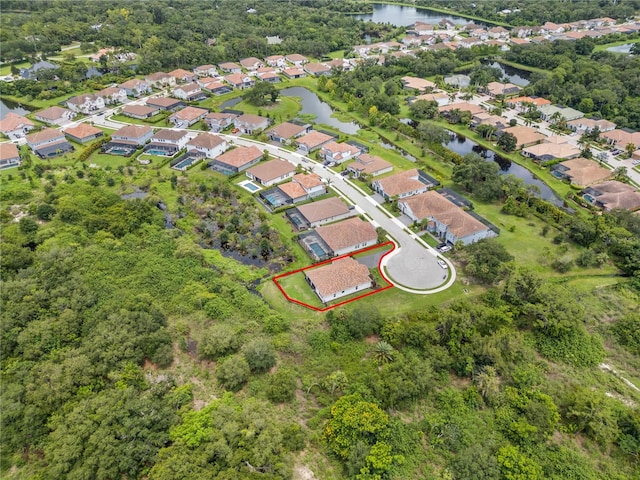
78,135,111,162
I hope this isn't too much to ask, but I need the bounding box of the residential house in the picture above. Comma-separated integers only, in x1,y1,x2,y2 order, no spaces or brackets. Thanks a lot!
372,168,439,201
145,129,189,155
169,106,209,128
224,73,255,90
319,141,362,164
285,173,327,200
234,114,270,134
210,145,263,174
282,68,306,79
582,181,640,211
471,112,510,130
122,105,159,119
265,55,287,68
347,154,393,178
551,157,612,187
412,22,437,35
199,78,231,95
314,217,378,257
257,71,281,83
485,82,521,97
0,142,21,169
267,122,311,144
146,97,184,111
499,126,546,149
304,63,332,77
34,106,76,125
522,141,582,163
506,96,552,111
601,129,640,149
66,94,105,114
96,86,128,105
443,74,470,88
541,22,565,34
145,72,176,88
63,124,104,144
510,37,531,46
193,64,218,77
296,131,334,154
488,26,510,39
305,257,372,304
218,62,242,74
266,35,283,45
26,128,74,158
399,190,497,245
19,61,58,80
538,104,584,122
285,54,308,66
205,112,237,132
172,83,206,102
325,58,353,72
186,133,228,159
0,113,34,137
239,57,263,71
169,68,197,83
111,124,154,146
412,92,450,107
245,158,296,186
119,78,151,97
512,26,533,38
286,196,354,230
567,118,616,134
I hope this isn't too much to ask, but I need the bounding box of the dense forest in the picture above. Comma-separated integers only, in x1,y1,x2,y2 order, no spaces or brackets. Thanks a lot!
2,1,640,479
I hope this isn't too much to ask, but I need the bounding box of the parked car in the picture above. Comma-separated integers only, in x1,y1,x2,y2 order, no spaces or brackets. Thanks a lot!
437,243,452,253
437,259,448,269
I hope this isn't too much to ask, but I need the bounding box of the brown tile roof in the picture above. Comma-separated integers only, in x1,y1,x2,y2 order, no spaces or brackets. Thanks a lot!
501,126,546,147
240,57,262,68
169,68,194,79
205,112,237,121
589,181,640,211
400,191,488,238
401,76,436,91
296,197,351,223
268,122,308,139
305,62,331,74
218,62,241,70
283,67,305,77
35,106,72,121
523,142,581,159
188,133,225,149
278,181,307,199
375,169,426,197
98,86,125,96
566,118,616,131
559,158,611,187
216,145,263,168
246,158,295,182
151,129,188,142
236,114,268,127
122,105,158,117
64,123,102,139
113,124,153,138
146,72,171,81
297,131,333,149
349,154,392,175
439,102,485,115
293,173,323,190
26,128,64,144
146,97,183,108
286,54,308,63
67,94,102,105
315,217,377,253
171,106,208,122
602,129,640,148
0,142,19,161
305,257,371,299
119,78,147,89
0,113,34,132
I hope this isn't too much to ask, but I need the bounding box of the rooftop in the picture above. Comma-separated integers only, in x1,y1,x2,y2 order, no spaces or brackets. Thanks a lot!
305,257,371,300
64,123,103,139
315,217,377,253
122,105,158,116
113,124,153,138
297,131,334,149
374,169,428,197
35,106,72,120
215,145,263,168
0,113,34,132
188,133,225,149
557,157,612,187
296,197,351,224
0,142,20,161
26,128,64,144
246,158,296,182
349,154,393,175
501,126,546,147
268,122,308,139
171,106,208,121
151,129,189,142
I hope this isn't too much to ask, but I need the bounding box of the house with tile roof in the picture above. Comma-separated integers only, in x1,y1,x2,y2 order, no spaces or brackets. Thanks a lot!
305,257,372,304
245,158,296,187
267,122,312,144
119,78,151,97
286,196,354,230
199,78,232,95
225,73,255,90
169,68,197,83
319,141,362,164
186,133,228,159
26,128,74,158
210,145,263,174
145,129,189,155
296,131,334,154
347,154,393,178
63,124,104,144
539,104,584,122
522,142,582,163
240,57,263,71
304,63,332,76
439,102,485,117
145,72,176,88
499,126,546,149
372,168,439,201
218,62,242,74
582,181,640,211
66,94,105,114
205,112,237,132
146,96,184,111
234,114,270,134
193,64,218,77
401,76,436,92
110,124,154,146
122,104,159,120
34,106,77,125
257,71,281,83
282,67,307,79
399,190,497,245
313,217,378,257
169,106,209,127
601,129,640,149
485,82,522,97
567,118,616,134
0,142,21,169
96,86,128,105
285,54,308,66
265,55,287,68
0,113,34,137
551,158,612,188
172,83,206,102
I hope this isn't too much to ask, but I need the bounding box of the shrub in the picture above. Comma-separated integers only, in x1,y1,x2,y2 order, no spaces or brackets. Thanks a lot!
265,368,296,403
243,339,276,373
216,354,250,391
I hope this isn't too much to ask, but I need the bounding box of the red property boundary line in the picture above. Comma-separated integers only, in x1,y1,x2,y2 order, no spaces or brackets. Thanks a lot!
272,241,396,312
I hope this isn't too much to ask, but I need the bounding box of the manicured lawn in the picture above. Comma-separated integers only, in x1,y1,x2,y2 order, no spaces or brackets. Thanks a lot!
594,38,639,52
111,113,169,126
276,271,325,309
86,150,132,168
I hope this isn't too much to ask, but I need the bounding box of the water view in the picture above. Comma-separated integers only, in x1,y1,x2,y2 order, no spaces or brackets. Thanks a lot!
351,3,484,27
606,43,635,54
481,61,530,86
280,87,360,134
444,132,564,206
0,98,32,119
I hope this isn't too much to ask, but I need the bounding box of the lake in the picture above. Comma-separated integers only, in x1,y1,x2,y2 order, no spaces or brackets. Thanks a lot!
444,132,564,206
481,60,530,86
0,98,32,119
606,43,635,54
351,3,484,27
280,87,360,134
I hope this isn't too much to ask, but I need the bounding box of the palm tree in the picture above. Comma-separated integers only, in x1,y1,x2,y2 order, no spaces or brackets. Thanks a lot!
625,142,636,158
372,341,395,365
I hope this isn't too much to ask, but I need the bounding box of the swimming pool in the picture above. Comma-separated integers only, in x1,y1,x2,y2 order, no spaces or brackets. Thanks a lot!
107,147,132,155
172,157,197,170
146,148,173,156
583,194,595,204
245,182,259,192
309,242,327,258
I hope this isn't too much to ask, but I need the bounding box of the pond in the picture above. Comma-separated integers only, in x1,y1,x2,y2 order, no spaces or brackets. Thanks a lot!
481,60,530,87
351,3,485,27
0,98,34,119
443,132,565,207
281,87,360,134
606,43,635,54
219,97,242,109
